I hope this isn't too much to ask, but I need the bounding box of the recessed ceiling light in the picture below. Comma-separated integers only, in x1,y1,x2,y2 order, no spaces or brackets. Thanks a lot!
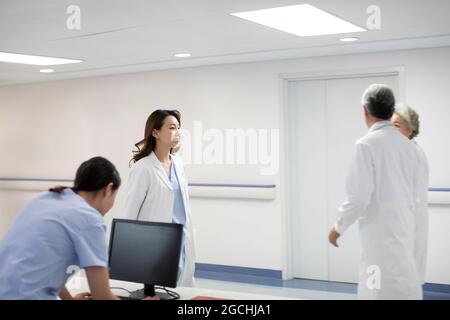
174,53,191,58
0,52,82,66
340,37,360,42
231,4,366,37
40,69,54,73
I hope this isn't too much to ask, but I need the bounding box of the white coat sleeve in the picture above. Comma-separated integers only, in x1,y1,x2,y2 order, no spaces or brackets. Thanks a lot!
334,142,374,235
125,164,150,220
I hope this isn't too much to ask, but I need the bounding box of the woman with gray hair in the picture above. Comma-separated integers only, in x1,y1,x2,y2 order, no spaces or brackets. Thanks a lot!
392,103,421,139
392,103,429,286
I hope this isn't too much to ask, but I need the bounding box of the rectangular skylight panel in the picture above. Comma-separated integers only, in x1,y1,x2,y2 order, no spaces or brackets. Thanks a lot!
0,52,82,66
231,4,366,37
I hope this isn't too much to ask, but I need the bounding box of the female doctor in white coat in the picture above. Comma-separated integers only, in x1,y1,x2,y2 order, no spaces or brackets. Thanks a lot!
126,109,195,287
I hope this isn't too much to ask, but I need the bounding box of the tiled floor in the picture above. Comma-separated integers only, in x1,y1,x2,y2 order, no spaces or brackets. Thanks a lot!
195,271,450,300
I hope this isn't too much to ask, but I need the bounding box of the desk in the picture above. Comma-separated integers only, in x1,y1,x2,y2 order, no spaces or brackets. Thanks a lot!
70,277,292,300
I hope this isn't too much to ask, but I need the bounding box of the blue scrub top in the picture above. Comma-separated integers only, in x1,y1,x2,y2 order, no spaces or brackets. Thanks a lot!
168,163,187,279
0,189,108,300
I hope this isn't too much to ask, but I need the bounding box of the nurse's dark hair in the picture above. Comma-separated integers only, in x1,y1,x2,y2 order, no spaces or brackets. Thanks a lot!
130,109,181,166
362,84,396,120
49,157,121,194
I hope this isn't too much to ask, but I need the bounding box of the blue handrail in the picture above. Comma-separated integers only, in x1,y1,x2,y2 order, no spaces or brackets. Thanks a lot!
429,187,450,192
189,183,276,188
2,178,448,191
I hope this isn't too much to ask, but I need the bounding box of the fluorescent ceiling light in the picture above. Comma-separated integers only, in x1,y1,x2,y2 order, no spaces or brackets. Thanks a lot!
174,53,191,58
0,52,82,66
231,4,366,37
340,37,360,42
40,69,54,73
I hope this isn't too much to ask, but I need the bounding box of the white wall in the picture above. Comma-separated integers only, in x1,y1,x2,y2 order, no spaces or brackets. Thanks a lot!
1,46,449,283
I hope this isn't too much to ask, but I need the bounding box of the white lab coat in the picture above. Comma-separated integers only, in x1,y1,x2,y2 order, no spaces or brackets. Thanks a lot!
413,141,429,284
125,152,196,287
334,121,423,300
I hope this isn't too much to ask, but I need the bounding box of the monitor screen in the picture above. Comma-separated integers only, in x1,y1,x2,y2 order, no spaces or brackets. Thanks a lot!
108,219,183,290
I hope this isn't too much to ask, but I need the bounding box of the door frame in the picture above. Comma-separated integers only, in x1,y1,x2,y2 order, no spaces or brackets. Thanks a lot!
279,66,405,280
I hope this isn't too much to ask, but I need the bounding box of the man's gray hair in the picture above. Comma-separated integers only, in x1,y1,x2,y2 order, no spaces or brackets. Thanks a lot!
361,84,396,120
394,103,420,139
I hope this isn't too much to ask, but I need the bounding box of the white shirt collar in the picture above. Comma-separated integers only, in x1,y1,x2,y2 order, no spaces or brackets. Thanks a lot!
368,120,394,133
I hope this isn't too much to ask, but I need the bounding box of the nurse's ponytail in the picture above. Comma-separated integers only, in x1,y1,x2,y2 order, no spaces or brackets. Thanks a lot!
49,157,121,194
49,186,70,193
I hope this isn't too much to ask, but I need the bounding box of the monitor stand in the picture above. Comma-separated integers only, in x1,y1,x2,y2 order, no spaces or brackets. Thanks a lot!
127,284,177,300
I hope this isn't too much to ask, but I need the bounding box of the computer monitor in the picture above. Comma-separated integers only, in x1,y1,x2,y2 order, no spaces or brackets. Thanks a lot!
108,219,183,300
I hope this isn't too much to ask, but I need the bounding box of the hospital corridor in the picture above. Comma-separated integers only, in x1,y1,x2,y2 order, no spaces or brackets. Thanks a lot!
0,0,450,310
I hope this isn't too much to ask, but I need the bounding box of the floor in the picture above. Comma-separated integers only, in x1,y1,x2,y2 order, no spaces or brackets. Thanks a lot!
194,270,450,300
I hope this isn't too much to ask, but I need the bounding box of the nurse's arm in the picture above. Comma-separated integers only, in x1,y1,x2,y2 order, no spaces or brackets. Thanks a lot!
85,266,120,300
59,286,73,300
59,286,91,300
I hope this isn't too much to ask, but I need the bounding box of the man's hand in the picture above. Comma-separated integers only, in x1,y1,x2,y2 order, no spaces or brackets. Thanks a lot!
328,227,341,247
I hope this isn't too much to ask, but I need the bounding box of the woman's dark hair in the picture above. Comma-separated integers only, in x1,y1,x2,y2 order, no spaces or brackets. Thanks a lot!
130,109,181,165
363,84,396,120
49,157,121,194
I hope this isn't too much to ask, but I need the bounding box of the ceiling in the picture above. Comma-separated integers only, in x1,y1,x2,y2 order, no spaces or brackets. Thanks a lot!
1,0,450,85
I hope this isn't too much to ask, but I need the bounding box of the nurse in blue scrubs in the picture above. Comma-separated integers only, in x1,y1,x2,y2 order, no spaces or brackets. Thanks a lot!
0,157,158,300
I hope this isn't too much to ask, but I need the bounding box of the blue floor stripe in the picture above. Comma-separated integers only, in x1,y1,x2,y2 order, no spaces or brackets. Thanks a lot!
424,291,450,300
283,278,357,294
196,270,283,287
196,263,282,279
423,282,450,294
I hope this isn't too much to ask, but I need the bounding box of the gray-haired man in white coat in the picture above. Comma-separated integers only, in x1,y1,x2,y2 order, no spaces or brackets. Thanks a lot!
328,84,424,300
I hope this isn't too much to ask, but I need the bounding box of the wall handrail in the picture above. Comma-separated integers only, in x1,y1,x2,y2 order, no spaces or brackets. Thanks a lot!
429,187,450,192
0,178,276,189
0,178,277,200
189,183,276,188
2,178,449,191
